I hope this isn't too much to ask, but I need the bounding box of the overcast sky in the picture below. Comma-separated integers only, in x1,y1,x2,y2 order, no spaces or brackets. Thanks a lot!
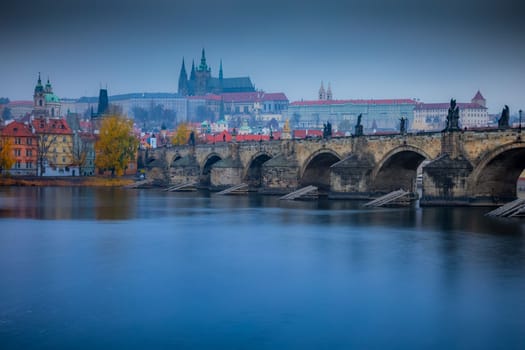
1,0,523,113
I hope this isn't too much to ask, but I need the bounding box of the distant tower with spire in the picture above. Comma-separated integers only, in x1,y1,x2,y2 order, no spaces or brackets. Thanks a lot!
326,82,333,100
319,81,326,100
194,48,211,96
178,58,189,96
471,90,486,107
33,73,46,116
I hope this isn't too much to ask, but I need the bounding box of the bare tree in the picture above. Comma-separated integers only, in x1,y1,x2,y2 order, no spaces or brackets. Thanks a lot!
71,133,91,176
36,134,57,176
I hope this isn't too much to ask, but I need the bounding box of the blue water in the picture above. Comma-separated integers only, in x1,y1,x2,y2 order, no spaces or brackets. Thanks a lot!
1,187,524,349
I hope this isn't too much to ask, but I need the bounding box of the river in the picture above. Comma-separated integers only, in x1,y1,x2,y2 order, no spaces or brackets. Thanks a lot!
1,187,524,349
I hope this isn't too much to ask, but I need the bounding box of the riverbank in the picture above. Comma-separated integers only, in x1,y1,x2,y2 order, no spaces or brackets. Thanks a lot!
0,176,135,187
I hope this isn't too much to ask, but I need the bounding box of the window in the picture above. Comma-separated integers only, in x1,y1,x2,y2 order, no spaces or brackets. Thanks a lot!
15,161,21,169
26,162,33,169
62,157,66,163
14,149,21,156
27,138,32,145
15,138,21,145
26,149,32,157
63,136,66,142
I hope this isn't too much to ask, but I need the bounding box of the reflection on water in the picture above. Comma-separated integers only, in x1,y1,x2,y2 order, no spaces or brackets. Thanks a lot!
0,187,136,220
0,187,525,349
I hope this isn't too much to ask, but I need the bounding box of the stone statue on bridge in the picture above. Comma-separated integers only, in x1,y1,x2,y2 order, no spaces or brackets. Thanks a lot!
399,117,407,134
323,121,332,139
355,114,364,136
443,99,460,131
498,105,510,129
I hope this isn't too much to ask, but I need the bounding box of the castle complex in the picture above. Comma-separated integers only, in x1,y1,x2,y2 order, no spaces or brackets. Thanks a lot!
177,49,255,96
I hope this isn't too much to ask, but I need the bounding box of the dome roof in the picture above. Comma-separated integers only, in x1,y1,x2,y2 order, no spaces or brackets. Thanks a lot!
45,93,60,103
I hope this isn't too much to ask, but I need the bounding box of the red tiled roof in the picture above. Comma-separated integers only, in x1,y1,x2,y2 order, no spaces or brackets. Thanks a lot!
79,120,92,131
221,92,260,103
189,92,288,103
290,99,415,106
472,90,485,101
415,102,486,110
31,117,73,135
293,129,323,138
0,121,35,137
188,94,222,101
260,93,288,101
7,100,33,107
221,91,288,103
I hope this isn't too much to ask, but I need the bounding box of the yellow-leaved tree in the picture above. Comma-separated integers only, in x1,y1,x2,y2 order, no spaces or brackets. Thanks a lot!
172,123,191,145
0,137,15,175
95,115,138,176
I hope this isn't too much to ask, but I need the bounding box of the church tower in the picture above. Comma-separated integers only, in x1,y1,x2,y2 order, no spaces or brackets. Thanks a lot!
33,73,46,117
318,81,326,100
178,58,189,96
326,82,333,100
471,90,486,108
194,48,211,96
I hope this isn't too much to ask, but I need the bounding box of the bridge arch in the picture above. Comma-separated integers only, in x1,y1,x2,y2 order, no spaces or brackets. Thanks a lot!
243,152,272,188
300,149,342,192
371,146,430,193
468,142,525,201
200,153,223,186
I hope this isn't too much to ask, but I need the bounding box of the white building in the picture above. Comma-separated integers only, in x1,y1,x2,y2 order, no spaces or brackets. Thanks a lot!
412,91,489,131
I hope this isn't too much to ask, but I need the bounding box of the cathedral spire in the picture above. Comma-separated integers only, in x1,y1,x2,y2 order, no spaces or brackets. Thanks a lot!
219,59,223,80
178,58,189,96
326,82,332,100
190,60,196,80
199,48,208,72
179,58,187,78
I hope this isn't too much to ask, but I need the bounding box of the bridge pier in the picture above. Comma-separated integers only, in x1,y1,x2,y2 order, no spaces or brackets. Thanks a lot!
210,157,244,191
420,154,473,206
260,155,300,195
170,155,200,186
329,154,375,199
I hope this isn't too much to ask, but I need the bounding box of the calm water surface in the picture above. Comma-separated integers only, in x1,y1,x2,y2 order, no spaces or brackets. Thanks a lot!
0,187,524,349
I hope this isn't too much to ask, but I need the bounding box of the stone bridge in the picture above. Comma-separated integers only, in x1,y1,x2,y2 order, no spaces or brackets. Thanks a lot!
141,129,525,206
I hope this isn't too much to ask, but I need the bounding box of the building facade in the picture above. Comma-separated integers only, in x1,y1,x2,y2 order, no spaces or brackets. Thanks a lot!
286,98,416,132
412,91,489,131
32,117,76,176
0,121,38,175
